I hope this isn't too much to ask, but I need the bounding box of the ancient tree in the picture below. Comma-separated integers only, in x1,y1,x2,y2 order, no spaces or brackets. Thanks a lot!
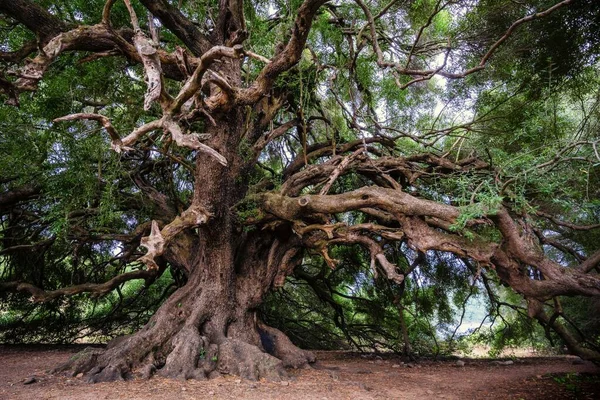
1,0,600,382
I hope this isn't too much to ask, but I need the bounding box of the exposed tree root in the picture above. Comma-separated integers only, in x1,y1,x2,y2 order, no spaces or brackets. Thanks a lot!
258,323,316,368
217,339,286,381
527,298,600,365
53,316,314,382
53,347,104,377
158,325,207,380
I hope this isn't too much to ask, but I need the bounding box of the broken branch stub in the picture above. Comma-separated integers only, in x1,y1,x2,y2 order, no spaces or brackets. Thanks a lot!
139,221,165,270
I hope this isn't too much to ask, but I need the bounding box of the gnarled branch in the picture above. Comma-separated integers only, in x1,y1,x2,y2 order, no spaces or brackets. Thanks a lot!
138,204,211,270
0,267,164,303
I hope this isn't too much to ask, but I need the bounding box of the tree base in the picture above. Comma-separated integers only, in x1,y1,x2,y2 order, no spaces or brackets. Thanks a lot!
53,322,315,383
51,230,317,383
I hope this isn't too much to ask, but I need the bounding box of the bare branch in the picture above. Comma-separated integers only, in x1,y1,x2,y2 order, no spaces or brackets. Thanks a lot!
283,136,394,180
297,224,405,284
124,0,168,111
492,208,600,297
123,0,142,32
536,210,600,231
121,119,165,149
163,118,228,166
319,148,365,195
102,0,117,25
244,50,271,64
527,298,600,361
0,268,162,303
0,0,68,45
204,70,235,101
53,113,125,151
5,24,137,99
0,40,37,63
262,186,461,227
533,228,585,262
580,250,600,274
252,118,300,156
272,247,301,287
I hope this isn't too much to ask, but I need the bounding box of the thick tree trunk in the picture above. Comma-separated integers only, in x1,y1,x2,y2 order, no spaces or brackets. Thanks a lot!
54,232,314,382
54,87,315,381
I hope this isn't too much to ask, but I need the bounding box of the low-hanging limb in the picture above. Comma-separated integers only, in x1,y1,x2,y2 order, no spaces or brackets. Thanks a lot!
256,186,600,299
527,298,600,362
252,144,600,299
0,265,165,303
251,162,600,360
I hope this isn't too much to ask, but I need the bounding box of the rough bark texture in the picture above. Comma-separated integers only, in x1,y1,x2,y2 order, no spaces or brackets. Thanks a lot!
51,89,316,380
54,234,315,382
51,180,315,381
2,0,600,381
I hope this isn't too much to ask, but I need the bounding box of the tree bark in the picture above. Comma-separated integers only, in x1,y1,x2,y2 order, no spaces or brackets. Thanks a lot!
3,0,599,378
54,197,314,382
54,85,314,381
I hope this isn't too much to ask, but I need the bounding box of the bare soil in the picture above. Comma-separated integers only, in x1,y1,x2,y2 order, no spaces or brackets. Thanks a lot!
1,345,598,399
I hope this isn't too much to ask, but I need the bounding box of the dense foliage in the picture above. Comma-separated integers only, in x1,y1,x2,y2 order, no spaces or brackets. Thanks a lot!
0,0,599,380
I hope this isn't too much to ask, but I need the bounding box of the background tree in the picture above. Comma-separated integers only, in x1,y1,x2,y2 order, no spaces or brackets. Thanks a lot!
1,0,599,382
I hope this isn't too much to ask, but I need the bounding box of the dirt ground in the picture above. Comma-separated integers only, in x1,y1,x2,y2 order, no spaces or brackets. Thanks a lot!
0,345,598,400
